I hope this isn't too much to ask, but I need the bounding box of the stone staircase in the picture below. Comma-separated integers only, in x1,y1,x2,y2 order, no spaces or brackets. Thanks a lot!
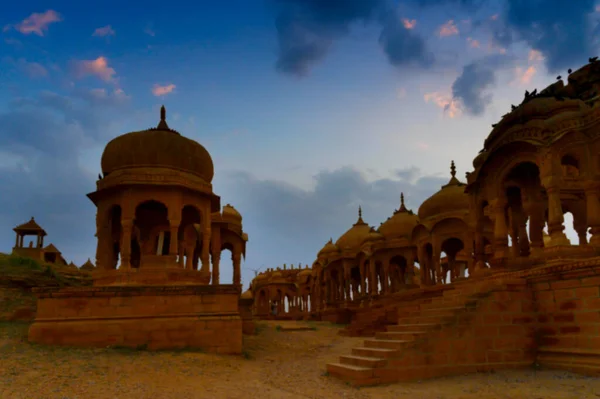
537,328,600,375
326,279,534,386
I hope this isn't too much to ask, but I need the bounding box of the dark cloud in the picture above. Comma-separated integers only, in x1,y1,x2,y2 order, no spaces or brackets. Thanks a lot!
0,88,133,264
379,11,434,68
503,0,597,73
217,166,449,286
271,0,433,76
407,0,484,9
451,55,512,116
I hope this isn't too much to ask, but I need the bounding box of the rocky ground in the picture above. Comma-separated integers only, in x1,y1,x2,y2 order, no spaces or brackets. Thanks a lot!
0,320,598,399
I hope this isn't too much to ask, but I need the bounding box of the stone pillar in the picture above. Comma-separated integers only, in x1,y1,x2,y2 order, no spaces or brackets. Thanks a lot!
432,241,442,284
169,220,179,257
369,260,377,295
360,261,367,295
200,229,211,272
211,251,221,285
405,255,415,285
584,180,600,247
120,220,133,270
232,251,241,286
381,258,390,293
492,198,509,261
545,185,570,246
14,234,19,248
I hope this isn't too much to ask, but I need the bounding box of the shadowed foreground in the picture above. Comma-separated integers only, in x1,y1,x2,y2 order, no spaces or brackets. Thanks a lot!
0,321,599,399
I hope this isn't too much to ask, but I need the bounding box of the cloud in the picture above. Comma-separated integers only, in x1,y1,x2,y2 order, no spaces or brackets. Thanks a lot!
397,87,407,98
0,87,134,263
438,20,459,37
502,0,597,73
5,58,48,78
451,55,512,116
3,10,62,36
378,11,434,69
423,91,461,118
151,84,176,96
513,65,536,85
467,37,480,48
271,0,433,76
218,166,449,283
71,57,116,82
528,49,544,63
402,19,417,29
92,25,115,37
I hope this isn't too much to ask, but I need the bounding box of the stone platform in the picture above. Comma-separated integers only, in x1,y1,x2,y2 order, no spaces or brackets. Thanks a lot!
28,284,242,354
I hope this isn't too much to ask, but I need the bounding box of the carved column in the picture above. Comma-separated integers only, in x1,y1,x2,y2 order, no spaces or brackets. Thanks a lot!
369,259,377,295
232,251,241,286
211,251,221,285
169,220,179,255
120,219,133,270
491,198,509,262
545,184,570,246
381,257,390,294
584,180,600,247
524,197,545,257
200,229,211,272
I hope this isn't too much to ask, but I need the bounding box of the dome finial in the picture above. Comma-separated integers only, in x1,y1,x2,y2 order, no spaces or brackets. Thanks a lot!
450,160,456,178
399,192,407,212
157,105,170,129
359,205,362,218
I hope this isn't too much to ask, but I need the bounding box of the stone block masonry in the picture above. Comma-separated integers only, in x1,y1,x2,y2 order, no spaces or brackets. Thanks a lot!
28,285,242,354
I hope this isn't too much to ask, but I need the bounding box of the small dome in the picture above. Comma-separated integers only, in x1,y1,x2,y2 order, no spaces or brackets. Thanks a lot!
363,227,385,243
297,268,312,277
318,239,339,256
100,106,215,183
378,193,419,240
222,204,242,223
418,161,469,221
241,289,253,299
335,207,372,251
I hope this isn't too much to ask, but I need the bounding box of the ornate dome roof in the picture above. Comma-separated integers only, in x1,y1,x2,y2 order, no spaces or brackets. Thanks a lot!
222,204,242,223
418,161,469,221
378,193,419,240
335,207,372,251
318,239,339,256
100,106,215,183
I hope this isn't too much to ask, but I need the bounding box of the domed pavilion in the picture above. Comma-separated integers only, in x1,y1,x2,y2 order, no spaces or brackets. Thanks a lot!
28,107,246,354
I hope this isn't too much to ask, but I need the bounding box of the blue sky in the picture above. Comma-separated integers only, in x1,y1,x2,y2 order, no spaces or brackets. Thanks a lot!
0,0,598,287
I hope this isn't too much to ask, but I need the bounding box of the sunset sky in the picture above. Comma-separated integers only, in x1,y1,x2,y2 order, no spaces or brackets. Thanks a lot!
0,0,597,287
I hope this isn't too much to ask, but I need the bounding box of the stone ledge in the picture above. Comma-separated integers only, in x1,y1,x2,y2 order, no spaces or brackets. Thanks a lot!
32,284,241,297
34,312,241,323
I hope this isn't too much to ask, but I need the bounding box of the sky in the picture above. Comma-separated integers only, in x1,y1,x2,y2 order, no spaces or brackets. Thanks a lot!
1,0,599,288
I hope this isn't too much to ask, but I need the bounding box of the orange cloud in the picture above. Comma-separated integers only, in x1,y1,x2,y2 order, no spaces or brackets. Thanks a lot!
93,25,115,37
423,92,461,118
490,14,499,21
3,10,62,36
152,84,176,96
467,37,480,48
514,66,537,85
438,20,458,37
528,49,544,62
402,19,416,29
73,56,116,82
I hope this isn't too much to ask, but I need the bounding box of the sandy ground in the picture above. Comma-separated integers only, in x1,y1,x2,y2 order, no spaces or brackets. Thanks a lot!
0,320,599,399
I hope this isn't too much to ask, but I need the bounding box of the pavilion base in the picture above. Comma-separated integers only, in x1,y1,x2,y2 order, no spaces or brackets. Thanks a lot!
92,268,212,286
28,284,242,354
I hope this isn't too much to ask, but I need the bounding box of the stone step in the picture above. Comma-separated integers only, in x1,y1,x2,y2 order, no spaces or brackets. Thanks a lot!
351,346,401,358
397,315,453,324
420,307,464,316
538,346,600,357
364,338,412,350
326,362,374,381
387,323,439,333
339,354,388,368
375,331,426,341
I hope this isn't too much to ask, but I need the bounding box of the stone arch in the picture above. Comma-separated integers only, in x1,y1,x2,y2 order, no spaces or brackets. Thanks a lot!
561,153,580,178
440,237,465,283
389,255,408,290
133,200,169,267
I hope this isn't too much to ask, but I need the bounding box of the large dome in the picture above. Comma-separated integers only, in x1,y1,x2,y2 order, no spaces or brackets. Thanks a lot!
379,193,419,239
101,106,214,183
335,207,372,251
418,162,469,221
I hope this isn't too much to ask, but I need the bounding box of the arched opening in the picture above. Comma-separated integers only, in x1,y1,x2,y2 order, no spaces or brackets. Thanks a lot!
561,154,580,178
221,243,235,283
389,255,408,290
424,243,434,285
134,200,169,267
284,295,290,314
109,205,122,269
350,266,361,300
441,237,465,283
